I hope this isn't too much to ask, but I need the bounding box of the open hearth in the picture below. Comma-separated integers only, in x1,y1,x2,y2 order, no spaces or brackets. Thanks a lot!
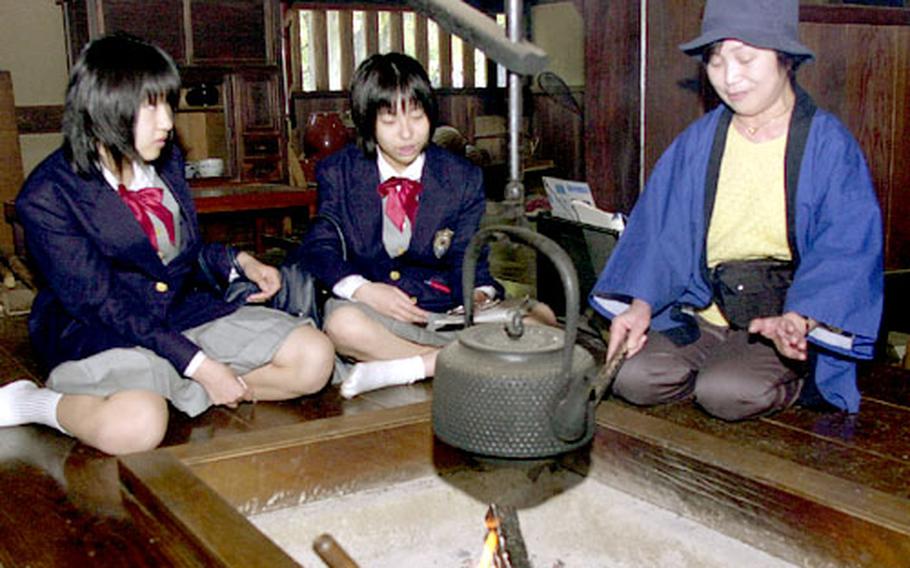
249,461,792,567
117,402,901,567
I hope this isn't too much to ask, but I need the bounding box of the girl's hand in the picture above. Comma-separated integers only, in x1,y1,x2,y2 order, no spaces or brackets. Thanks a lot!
190,358,250,408
608,299,651,360
235,251,281,302
353,282,430,323
748,311,812,360
473,289,493,307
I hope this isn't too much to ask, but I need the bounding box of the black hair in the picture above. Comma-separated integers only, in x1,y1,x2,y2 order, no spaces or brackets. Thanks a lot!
701,41,808,82
349,52,437,157
62,34,181,176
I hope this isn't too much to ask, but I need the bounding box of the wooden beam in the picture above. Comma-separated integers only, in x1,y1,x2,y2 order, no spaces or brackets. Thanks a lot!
415,13,428,69
438,27,452,87
406,0,548,76
462,40,475,88
286,10,302,92
118,451,299,567
365,10,379,55
339,10,354,89
15,105,65,135
389,10,404,53
800,5,910,26
311,9,329,91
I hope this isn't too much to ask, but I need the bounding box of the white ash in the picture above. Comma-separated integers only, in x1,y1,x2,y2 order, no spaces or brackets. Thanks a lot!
250,467,797,568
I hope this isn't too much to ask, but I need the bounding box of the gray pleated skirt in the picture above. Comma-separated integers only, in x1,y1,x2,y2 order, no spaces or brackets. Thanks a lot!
46,306,308,417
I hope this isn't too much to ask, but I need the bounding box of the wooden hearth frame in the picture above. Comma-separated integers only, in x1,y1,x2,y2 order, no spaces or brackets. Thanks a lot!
119,401,910,567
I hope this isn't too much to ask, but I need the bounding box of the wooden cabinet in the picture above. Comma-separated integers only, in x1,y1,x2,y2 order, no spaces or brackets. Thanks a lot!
58,0,276,67
231,70,285,182
101,0,187,62
59,0,286,185
189,0,272,65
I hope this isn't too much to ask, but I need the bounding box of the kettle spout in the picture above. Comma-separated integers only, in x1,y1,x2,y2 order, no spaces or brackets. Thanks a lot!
551,366,598,443
550,350,626,443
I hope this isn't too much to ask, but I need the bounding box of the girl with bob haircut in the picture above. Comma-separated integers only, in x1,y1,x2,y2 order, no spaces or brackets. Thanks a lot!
0,34,334,455
297,52,553,399
349,51,438,158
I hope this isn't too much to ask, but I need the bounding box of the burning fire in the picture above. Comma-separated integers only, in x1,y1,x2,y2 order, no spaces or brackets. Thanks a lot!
476,530,500,568
476,505,509,568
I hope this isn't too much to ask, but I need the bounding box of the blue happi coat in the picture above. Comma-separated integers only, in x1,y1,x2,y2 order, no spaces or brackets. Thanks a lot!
590,88,883,413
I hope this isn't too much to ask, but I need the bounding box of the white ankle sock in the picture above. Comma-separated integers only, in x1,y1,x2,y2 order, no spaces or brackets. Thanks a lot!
0,380,66,433
340,356,427,399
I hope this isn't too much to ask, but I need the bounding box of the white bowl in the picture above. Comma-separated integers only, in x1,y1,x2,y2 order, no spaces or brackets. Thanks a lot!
196,158,224,178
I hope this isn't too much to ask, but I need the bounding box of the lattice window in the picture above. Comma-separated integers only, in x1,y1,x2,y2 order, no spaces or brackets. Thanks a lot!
291,6,506,93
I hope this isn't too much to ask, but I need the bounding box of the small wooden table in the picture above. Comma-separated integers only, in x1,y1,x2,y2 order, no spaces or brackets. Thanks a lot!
191,182,317,253
190,182,317,217
4,183,318,257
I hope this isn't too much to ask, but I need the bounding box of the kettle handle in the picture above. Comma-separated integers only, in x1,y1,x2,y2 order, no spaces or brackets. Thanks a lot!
462,225,580,380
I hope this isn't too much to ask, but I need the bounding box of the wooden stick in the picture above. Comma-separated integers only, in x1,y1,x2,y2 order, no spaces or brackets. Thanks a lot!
0,251,15,289
8,255,35,290
493,504,530,568
313,533,360,568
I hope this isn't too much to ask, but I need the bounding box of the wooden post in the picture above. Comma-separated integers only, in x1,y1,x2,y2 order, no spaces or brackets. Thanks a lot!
311,10,329,91
339,10,354,89
0,71,24,255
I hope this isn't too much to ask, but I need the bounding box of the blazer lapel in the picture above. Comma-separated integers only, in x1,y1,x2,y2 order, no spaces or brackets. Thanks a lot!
413,148,450,252
76,174,170,277
159,164,201,260
349,156,384,253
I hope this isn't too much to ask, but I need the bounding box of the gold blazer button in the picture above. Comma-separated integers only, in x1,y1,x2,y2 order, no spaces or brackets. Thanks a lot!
389,270,401,281
155,282,169,293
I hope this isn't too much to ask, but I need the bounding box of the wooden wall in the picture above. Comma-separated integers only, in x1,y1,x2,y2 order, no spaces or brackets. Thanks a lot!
582,0,645,214
585,1,910,269
0,72,22,253
799,7,910,270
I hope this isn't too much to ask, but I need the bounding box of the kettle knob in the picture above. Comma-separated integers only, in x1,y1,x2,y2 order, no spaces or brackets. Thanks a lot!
504,310,524,339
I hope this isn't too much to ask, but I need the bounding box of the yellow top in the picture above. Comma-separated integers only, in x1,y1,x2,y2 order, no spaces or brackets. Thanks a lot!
699,125,791,327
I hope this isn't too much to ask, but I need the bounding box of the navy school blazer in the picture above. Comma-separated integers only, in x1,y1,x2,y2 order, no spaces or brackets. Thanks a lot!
299,143,502,313
16,147,238,374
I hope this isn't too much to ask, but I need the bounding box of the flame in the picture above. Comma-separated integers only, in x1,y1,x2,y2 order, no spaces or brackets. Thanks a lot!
476,530,499,568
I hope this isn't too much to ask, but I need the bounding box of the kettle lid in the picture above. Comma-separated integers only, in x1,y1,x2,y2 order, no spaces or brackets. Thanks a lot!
457,323,565,355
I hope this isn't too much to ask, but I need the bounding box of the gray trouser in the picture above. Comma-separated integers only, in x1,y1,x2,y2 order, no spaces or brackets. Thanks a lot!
612,319,804,421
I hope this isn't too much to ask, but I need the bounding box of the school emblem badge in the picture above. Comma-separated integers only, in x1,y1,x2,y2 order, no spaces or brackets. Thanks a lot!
433,228,454,258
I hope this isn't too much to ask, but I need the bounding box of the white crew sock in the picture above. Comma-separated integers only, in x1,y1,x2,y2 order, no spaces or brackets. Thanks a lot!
0,380,66,433
340,356,427,399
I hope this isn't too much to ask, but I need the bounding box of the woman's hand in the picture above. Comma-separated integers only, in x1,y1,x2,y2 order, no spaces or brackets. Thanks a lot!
748,311,812,360
353,282,430,323
235,251,281,303
608,299,651,360
190,358,250,408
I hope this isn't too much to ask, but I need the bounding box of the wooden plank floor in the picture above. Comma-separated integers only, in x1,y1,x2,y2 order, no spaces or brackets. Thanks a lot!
0,315,433,567
1,313,909,566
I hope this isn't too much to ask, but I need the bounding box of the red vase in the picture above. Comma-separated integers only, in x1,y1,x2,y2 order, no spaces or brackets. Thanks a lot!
303,112,350,161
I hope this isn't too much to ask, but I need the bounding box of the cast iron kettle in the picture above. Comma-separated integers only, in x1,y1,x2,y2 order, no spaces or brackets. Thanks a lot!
433,226,624,459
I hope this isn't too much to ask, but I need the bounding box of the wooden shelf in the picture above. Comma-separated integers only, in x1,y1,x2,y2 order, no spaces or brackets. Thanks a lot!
176,106,225,113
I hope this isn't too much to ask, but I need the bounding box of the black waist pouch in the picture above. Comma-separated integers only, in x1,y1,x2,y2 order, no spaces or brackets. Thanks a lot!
709,259,794,330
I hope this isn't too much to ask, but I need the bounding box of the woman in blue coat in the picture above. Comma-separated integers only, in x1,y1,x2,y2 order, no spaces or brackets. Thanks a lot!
0,35,333,454
591,0,883,419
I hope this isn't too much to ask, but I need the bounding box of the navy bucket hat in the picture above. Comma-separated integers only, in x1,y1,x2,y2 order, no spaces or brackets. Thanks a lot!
679,0,815,60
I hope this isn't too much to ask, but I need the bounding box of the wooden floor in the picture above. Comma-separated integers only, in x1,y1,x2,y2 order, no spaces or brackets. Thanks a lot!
1,312,909,566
